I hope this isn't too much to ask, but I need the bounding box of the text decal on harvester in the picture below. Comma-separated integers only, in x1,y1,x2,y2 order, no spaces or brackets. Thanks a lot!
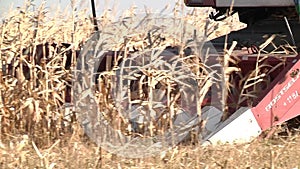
265,70,300,112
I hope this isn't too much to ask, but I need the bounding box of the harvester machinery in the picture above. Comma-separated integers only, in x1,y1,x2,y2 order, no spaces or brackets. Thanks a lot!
184,0,300,144
73,1,300,157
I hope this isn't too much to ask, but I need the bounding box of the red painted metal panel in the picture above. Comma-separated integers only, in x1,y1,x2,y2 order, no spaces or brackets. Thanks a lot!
203,0,216,6
252,55,300,131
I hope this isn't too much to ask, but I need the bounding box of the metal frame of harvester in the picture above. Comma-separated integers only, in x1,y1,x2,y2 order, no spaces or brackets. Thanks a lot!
81,0,300,147
184,0,300,145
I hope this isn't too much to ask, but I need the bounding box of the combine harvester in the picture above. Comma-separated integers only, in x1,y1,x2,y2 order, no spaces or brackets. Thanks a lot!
73,0,300,157
184,0,300,145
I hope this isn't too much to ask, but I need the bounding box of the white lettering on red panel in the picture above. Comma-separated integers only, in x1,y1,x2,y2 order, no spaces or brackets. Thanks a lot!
265,71,300,112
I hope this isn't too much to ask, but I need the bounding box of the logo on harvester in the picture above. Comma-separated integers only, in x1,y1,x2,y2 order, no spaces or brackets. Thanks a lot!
265,70,300,112
73,13,223,158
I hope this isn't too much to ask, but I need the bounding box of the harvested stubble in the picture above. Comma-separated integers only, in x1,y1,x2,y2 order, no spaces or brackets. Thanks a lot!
1,128,300,168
